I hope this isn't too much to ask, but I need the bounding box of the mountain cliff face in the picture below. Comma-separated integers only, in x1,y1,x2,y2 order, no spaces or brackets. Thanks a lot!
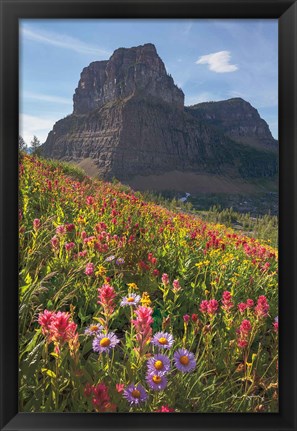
41,43,278,187
73,43,184,114
185,98,277,151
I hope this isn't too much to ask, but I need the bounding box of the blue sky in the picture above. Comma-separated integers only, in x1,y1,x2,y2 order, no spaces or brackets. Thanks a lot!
19,19,278,144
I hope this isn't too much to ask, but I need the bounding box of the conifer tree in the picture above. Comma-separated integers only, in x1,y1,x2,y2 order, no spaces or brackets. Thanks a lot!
30,135,41,156
19,135,27,152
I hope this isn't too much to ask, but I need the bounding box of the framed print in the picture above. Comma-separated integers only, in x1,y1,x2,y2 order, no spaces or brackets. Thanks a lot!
0,0,296,430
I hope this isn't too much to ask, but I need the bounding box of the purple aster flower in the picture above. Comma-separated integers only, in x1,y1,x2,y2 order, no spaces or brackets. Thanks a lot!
120,293,141,307
274,316,278,323
84,323,103,336
105,255,116,262
173,348,196,373
116,257,125,265
146,372,168,391
147,354,171,375
92,332,120,353
151,332,174,349
123,383,147,405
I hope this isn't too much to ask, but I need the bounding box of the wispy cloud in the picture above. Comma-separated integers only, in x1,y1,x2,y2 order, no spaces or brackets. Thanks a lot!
21,26,111,57
19,113,56,144
23,91,72,105
183,21,193,36
196,51,238,73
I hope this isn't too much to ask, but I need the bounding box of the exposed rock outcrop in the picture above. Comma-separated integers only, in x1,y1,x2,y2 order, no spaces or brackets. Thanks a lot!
41,43,278,186
185,98,277,151
73,43,184,114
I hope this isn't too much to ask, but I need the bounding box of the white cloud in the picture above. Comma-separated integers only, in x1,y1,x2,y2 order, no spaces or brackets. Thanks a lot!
23,91,72,105
21,26,111,57
196,51,238,73
19,113,56,145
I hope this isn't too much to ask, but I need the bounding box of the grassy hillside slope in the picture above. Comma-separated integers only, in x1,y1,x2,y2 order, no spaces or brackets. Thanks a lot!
19,154,278,413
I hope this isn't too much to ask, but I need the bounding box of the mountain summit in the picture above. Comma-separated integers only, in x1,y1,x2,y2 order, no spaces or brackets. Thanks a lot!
41,43,278,191
73,43,184,114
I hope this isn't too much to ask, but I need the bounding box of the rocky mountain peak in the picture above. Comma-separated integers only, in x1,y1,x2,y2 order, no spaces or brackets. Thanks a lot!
42,43,278,191
73,43,184,115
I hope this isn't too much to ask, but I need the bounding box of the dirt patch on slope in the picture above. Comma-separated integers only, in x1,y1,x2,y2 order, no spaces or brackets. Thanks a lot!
73,160,276,194
75,158,99,177
126,171,258,193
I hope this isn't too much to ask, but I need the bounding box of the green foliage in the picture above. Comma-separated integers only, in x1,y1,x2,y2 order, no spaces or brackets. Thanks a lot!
46,159,86,182
198,205,278,247
19,154,278,413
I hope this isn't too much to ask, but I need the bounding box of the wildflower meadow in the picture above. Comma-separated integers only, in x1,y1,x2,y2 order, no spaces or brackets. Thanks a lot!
19,154,278,413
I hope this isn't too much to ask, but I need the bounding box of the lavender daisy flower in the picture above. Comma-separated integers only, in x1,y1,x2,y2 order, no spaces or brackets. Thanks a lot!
275,316,278,323
116,257,125,265
151,332,174,349
123,383,147,405
120,293,141,307
84,323,103,337
105,255,116,262
147,354,171,375
174,348,196,373
146,372,168,391
92,332,120,353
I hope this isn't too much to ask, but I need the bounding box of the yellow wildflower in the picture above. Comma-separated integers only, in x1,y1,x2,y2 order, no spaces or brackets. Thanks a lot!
75,215,86,225
195,260,210,268
209,249,221,258
95,265,106,277
127,282,138,290
140,292,151,307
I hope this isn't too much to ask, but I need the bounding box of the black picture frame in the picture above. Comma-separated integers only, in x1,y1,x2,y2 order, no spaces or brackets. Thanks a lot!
0,0,296,430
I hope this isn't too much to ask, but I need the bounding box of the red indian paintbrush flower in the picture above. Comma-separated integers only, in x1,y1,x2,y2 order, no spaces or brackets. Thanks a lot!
273,321,279,333
38,309,55,335
161,273,169,286
56,225,66,235
97,283,117,315
65,223,75,232
200,299,219,315
116,383,125,393
84,382,115,412
199,300,209,314
236,319,252,349
33,218,41,230
238,302,247,313
65,242,75,252
246,299,254,308
155,405,175,412
50,235,59,250
221,291,234,311
46,311,77,344
132,305,153,356
191,313,198,322
38,310,78,354
239,319,252,334
86,195,95,205
172,279,181,292
255,295,269,318
85,262,94,276
207,299,219,315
